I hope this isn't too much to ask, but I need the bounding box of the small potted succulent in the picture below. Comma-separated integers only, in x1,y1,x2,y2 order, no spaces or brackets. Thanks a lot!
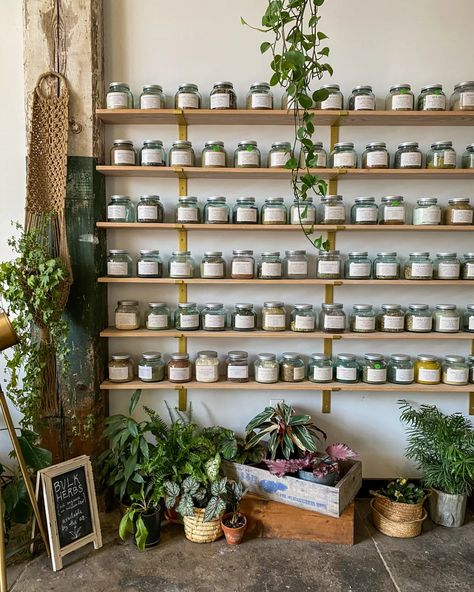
221,480,248,545
297,443,358,485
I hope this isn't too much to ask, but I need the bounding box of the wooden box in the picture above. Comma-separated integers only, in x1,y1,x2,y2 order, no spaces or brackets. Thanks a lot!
223,460,362,518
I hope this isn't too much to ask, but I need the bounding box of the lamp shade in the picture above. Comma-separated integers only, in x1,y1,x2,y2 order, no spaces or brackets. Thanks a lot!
0,312,20,352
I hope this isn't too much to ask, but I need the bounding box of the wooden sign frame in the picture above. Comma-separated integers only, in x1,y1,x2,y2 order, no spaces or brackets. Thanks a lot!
37,455,102,571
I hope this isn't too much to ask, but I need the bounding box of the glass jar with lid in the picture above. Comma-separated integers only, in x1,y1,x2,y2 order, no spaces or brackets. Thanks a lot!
386,84,414,110
106,82,132,109
434,252,460,280
308,354,334,383
107,195,135,222
405,304,432,333
290,304,315,332
280,353,305,382
412,198,441,225
377,304,405,333
145,302,171,331
110,139,136,166
334,354,360,383
388,354,414,384
285,250,309,279
175,83,201,109
417,84,446,111
258,252,282,279
316,250,342,279
351,197,378,225
204,196,229,224
232,197,259,224
169,140,195,167
319,195,346,224
255,353,279,384
379,196,406,225
115,300,140,331
261,198,287,224
299,142,327,168
137,250,163,278
169,250,195,278
450,81,474,110
433,304,460,333
231,250,255,279
290,198,316,225
426,141,457,169
373,252,400,279
315,84,343,109
362,354,387,384
330,143,357,168
320,303,346,333
415,355,441,384
176,196,200,224
394,142,422,169
469,356,474,383
349,85,375,110
175,302,200,331
268,142,293,168
442,355,469,385
262,301,286,331
462,253,474,279
404,252,433,280
140,140,165,166
362,142,389,169
210,82,236,109
139,84,165,109
201,303,226,331
234,141,261,168
462,144,474,169
226,351,249,383
138,352,165,383
349,304,376,333
201,141,227,168
107,250,133,277
200,251,226,279
445,198,473,225
345,252,371,279
137,195,164,223
247,82,273,109
195,351,220,383
167,352,192,383
108,353,134,383
231,303,256,331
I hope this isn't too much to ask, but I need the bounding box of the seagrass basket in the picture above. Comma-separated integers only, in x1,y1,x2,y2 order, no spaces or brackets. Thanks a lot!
183,508,223,543
371,491,428,522
370,500,427,538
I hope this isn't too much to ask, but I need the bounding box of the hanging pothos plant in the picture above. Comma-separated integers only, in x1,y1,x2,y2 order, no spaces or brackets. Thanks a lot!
242,0,332,251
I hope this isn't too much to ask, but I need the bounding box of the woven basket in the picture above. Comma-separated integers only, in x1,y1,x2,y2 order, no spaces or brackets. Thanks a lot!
183,508,223,543
370,500,427,538
371,491,427,522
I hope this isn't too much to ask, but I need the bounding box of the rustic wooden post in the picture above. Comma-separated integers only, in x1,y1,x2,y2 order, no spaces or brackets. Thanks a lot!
23,0,107,461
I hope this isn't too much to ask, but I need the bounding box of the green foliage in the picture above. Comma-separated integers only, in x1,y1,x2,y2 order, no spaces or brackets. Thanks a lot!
375,478,426,505
399,401,474,495
164,473,228,523
225,480,248,527
119,486,159,551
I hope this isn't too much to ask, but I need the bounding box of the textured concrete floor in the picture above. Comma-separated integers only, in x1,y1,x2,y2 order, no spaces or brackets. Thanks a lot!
8,501,473,592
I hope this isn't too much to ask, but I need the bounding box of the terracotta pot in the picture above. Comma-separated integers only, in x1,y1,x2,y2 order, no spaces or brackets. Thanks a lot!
221,512,247,545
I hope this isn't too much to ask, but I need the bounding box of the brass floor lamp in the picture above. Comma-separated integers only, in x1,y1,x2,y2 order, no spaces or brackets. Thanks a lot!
0,312,50,591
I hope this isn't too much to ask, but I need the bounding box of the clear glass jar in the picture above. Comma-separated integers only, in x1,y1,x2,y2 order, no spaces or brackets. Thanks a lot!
330,143,357,169
137,195,164,223
115,300,140,331
462,144,474,169
415,354,441,384
175,83,201,109
234,141,261,168
320,303,346,334
316,84,343,110
138,352,165,383
280,353,305,382
268,142,292,168
262,301,286,332
169,250,195,278
351,197,378,225
394,142,422,169
334,353,360,383
108,353,134,383
434,252,460,280
140,140,165,166
468,355,474,383
255,353,279,384
195,351,220,383
379,196,406,225
404,252,433,280
176,196,200,224
362,142,389,169
169,140,195,167
139,84,165,109
426,141,456,169
417,84,446,111
106,82,133,109
386,84,414,110
145,302,171,331
345,252,371,279
290,198,316,225
308,354,334,383
231,250,255,279
107,195,135,222
107,249,133,277
210,81,236,109
261,197,287,224
445,198,473,225
362,353,387,384
137,250,163,278
246,82,273,109
201,303,226,331
319,195,346,224
450,81,474,110
200,251,226,279
388,354,414,384
226,351,249,383
290,304,315,332
285,250,309,279
376,304,405,333
349,85,375,110
258,252,282,279
231,303,256,331
316,250,342,279
349,304,376,333
442,355,469,385
299,142,327,168
110,139,136,166
405,304,432,333
167,352,192,383
412,197,441,225
461,253,474,279
174,302,200,331
201,141,227,168
204,196,229,224
373,252,400,279
433,304,460,333
232,197,259,224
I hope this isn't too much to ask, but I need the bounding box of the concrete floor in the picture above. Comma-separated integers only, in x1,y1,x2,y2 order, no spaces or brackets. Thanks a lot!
7,501,473,592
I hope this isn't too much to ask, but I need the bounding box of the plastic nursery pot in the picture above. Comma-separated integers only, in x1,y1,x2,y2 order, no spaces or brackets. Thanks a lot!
429,488,467,528
134,506,161,548
297,470,339,486
221,512,247,545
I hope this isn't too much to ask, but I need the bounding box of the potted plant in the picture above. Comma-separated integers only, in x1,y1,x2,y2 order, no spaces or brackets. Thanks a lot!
119,483,161,550
400,401,474,527
221,480,247,545
297,443,358,485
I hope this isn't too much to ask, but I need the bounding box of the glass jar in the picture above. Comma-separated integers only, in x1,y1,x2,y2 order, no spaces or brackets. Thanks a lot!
234,141,261,168
231,303,256,331
415,355,441,384
412,198,441,225
445,198,473,225
138,352,165,383
316,84,343,110
426,141,456,169
450,81,474,110
442,355,469,385
362,142,389,169
394,142,422,169
290,198,316,225
433,304,460,333
106,82,133,109
351,197,378,225
167,352,192,383
461,253,474,279
387,354,414,384
258,252,282,279
203,196,229,224
308,354,334,383
468,356,474,383
280,353,305,382
349,85,375,110
345,252,371,279
299,142,327,168
350,304,376,333
175,83,201,109
169,140,195,167
405,304,432,333
108,354,133,383
210,81,236,109
232,197,259,224
417,84,446,111
107,195,135,222
316,250,342,279
140,140,165,166
195,351,220,383
226,351,249,383
247,82,273,109
262,301,286,332
268,142,292,168
462,144,474,169
373,252,400,279
362,353,387,384
320,303,346,334
110,139,136,166
261,198,287,224
285,250,309,279
201,303,226,331
319,195,346,224
434,252,460,280
115,300,140,330
379,196,406,224
174,302,200,331
377,304,405,333
145,302,171,331
330,143,357,169
231,250,255,279
200,251,226,279
404,252,433,280
176,196,200,224
386,84,414,110
201,141,227,168
334,354,360,383
255,353,279,384
139,84,165,109
290,304,315,332
169,250,195,278
107,249,133,277
137,195,164,223
137,250,163,278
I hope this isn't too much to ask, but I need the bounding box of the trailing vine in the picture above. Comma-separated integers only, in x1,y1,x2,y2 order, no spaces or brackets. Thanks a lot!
242,0,332,251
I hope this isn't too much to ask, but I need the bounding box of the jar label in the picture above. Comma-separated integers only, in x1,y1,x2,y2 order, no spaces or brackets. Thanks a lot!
438,262,460,278
141,148,163,165
424,95,446,110
204,313,225,328
140,94,162,109
383,206,405,221
196,365,219,382
461,91,474,108
115,312,138,327
263,208,286,223
269,151,291,168
287,261,308,276
138,365,153,380
109,366,130,380
294,315,315,330
382,315,404,330
180,313,199,328
291,206,315,224
355,207,377,222
137,205,158,221
177,207,198,222
228,365,249,379
177,93,199,109
437,316,459,331
354,95,375,110
256,367,279,382
147,313,168,329
443,151,456,166
210,93,230,109
169,366,191,381
170,261,192,277
354,316,375,330
410,316,432,331
232,261,254,276
414,207,441,225
451,209,473,224
237,151,259,166
366,367,386,382
333,153,355,168
107,92,129,109
236,207,257,222
418,368,440,382
394,368,414,382
349,262,371,277
318,260,340,275
107,261,128,276
261,262,282,276
321,94,342,109
469,316,474,330
113,150,135,165
171,151,192,166
202,262,224,277
264,314,286,328
206,206,228,222
336,366,356,380
138,261,159,276
466,263,474,278
400,152,421,167
391,94,413,110
314,152,327,167
324,315,345,329
375,262,398,277
410,262,433,277
366,151,388,167
234,314,255,329
312,366,333,381
291,366,305,380
251,93,272,109
323,205,345,221
445,368,468,383
203,151,226,167
108,204,127,220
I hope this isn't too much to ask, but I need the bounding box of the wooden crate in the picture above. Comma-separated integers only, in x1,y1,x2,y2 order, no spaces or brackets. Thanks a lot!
223,460,362,518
